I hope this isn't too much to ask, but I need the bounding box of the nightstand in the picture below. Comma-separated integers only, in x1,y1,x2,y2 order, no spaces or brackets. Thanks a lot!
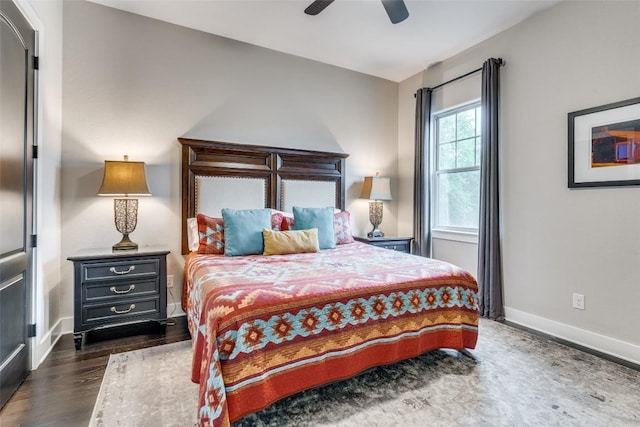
67,246,169,350
354,236,413,254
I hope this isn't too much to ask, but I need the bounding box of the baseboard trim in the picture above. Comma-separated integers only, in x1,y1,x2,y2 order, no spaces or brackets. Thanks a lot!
504,307,640,367
61,316,74,334
35,317,67,368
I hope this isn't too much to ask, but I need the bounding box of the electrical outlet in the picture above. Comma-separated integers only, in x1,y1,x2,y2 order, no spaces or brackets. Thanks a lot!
167,274,174,288
572,293,585,310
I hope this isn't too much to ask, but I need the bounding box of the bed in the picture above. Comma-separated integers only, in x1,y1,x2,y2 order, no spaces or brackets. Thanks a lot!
179,138,479,427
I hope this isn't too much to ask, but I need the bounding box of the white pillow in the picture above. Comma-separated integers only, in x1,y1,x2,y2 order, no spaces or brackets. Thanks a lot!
187,217,199,252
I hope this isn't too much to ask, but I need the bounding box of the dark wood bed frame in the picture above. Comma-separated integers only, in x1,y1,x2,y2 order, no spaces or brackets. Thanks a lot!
179,138,349,254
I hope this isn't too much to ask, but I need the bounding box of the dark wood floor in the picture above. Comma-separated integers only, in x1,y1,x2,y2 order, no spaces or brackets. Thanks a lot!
0,317,191,427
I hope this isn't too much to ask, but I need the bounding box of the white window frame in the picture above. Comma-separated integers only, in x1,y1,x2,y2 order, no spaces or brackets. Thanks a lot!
431,101,481,243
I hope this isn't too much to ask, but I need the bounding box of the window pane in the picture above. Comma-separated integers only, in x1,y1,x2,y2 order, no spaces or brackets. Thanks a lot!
437,170,480,229
439,142,456,170
475,107,482,136
475,136,481,164
439,115,456,143
457,109,475,139
457,137,476,168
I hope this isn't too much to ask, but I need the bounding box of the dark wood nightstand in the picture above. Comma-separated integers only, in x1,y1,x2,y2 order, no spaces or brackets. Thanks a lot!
67,246,169,350
354,236,413,254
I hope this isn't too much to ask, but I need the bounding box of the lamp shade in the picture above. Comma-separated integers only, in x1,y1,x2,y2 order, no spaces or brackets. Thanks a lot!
97,159,151,196
361,176,392,201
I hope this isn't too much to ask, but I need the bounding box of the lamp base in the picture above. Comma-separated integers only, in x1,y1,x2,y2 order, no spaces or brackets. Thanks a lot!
112,234,138,251
367,226,385,238
367,200,385,238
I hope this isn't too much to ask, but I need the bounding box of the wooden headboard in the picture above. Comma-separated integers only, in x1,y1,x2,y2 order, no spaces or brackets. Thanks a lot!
179,138,349,254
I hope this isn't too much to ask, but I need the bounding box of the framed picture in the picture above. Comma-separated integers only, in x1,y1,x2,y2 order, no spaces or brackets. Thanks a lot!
568,96,640,188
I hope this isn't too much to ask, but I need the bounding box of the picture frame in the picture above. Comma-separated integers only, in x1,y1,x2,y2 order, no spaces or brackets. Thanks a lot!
568,96,640,188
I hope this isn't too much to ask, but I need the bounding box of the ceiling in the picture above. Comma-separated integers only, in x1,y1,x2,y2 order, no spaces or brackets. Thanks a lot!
88,0,558,82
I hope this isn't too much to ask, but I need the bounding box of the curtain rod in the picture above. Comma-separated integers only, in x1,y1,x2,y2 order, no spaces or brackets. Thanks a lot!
414,58,504,97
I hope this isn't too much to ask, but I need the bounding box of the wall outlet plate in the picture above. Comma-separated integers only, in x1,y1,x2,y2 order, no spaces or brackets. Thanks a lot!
167,274,174,288
572,293,585,310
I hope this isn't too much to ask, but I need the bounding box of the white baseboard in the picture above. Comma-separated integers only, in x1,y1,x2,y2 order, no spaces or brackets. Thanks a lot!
34,317,70,369
504,307,640,366
61,316,74,334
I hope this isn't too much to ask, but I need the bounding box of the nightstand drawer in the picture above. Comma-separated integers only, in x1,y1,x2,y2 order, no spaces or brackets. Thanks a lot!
353,236,413,254
84,279,160,302
379,242,410,253
82,259,160,282
83,297,160,324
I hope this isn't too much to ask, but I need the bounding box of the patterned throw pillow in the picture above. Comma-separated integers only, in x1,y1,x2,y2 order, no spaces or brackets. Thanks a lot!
271,212,285,231
196,212,285,255
277,211,354,244
280,216,295,231
196,214,225,255
334,210,355,244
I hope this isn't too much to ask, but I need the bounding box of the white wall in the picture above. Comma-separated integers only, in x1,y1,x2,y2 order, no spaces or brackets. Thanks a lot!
398,0,640,364
60,1,399,321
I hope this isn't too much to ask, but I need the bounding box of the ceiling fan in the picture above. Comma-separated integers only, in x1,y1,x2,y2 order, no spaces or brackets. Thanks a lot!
304,0,409,24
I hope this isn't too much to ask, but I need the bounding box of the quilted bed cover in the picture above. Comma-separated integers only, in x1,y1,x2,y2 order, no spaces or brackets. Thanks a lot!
183,242,479,427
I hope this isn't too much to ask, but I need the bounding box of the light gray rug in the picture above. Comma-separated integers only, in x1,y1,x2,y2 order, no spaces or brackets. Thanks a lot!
91,320,640,426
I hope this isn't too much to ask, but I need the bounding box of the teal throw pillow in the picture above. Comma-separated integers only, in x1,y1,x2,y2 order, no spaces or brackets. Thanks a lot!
292,206,336,250
221,208,272,256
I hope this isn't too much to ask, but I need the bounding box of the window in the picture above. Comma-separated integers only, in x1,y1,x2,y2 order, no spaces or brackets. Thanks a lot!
434,103,481,233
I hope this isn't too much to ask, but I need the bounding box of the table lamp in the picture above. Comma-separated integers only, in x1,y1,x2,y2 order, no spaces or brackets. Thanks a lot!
98,155,151,251
361,173,392,238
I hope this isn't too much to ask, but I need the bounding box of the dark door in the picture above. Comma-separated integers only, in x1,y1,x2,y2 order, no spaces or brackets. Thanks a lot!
0,0,36,409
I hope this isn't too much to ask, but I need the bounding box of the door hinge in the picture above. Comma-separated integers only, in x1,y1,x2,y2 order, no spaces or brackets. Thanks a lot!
31,234,37,247
33,145,38,159
33,56,39,70
28,324,37,337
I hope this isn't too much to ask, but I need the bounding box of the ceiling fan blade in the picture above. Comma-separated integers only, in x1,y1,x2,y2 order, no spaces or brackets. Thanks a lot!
381,0,409,24
304,0,335,16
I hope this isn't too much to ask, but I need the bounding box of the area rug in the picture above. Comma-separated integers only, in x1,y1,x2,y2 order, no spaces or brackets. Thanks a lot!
90,319,640,426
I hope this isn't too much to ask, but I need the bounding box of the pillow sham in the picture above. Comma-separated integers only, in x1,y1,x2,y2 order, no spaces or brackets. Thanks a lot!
263,228,320,255
196,214,225,255
333,210,355,244
187,217,199,252
222,208,272,256
277,210,354,245
271,212,286,231
292,206,335,249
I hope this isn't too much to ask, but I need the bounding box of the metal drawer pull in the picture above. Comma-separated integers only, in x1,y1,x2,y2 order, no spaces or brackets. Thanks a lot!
110,284,135,294
111,304,135,314
390,245,397,250
109,265,135,275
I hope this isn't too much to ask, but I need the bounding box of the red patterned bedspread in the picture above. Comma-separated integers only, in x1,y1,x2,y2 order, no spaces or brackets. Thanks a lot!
183,242,479,427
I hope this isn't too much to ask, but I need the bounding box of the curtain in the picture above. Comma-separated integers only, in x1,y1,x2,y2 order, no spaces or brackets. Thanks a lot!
413,88,432,257
478,57,504,320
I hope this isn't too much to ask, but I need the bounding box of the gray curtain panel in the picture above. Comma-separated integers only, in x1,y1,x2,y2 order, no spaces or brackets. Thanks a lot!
413,88,432,257
478,58,505,320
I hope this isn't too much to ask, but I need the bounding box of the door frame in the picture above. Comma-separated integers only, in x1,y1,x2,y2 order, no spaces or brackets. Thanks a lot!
12,0,42,370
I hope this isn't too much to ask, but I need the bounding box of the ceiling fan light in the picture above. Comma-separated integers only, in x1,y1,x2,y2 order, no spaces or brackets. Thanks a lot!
304,0,335,16
381,0,409,24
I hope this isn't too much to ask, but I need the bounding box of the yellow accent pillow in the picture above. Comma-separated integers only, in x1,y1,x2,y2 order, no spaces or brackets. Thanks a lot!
263,228,320,255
